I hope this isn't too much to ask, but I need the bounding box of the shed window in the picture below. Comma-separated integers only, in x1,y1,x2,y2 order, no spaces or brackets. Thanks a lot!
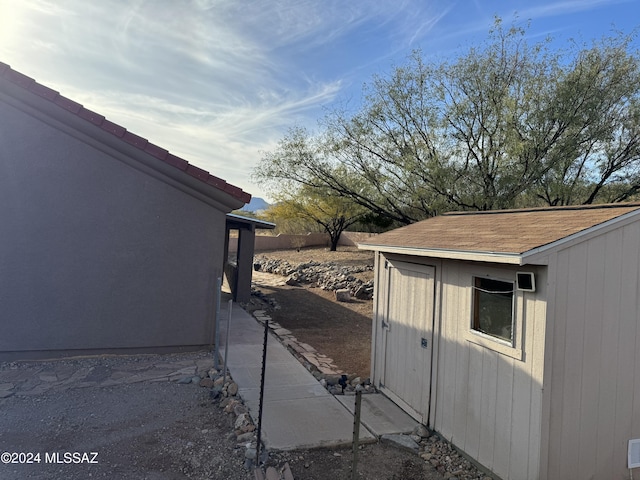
472,277,514,343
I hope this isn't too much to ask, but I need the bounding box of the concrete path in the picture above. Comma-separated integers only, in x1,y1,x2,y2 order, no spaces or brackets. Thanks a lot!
219,302,418,451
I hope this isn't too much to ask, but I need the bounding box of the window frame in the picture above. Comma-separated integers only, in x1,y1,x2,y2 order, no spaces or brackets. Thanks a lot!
464,274,524,360
472,276,515,342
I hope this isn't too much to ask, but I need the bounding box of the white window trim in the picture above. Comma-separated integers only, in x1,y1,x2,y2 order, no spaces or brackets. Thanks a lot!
465,276,524,361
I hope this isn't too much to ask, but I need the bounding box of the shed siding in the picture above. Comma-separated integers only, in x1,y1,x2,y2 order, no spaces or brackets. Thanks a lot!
433,261,546,480
544,223,640,479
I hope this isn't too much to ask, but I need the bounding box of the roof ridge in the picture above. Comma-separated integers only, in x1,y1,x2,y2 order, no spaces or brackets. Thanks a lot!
0,62,250,204
443,202,640,216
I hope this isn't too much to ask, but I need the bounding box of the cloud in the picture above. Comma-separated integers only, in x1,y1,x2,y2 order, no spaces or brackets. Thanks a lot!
517,0,632,19
407,5,455,47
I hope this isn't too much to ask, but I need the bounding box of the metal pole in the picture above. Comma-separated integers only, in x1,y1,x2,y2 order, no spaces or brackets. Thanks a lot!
255,316,269,466
214,277,222,370
351,385,363,480
222,299,232,385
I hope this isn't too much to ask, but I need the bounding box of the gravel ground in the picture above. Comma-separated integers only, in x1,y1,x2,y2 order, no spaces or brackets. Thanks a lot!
0,353,248,480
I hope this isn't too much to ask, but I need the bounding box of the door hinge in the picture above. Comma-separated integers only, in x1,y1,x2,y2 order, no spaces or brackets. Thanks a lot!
421,338,428,348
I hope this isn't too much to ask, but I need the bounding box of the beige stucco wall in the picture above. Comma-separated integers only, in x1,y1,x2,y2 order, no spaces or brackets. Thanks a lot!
0,93,228,359
227,231,377,254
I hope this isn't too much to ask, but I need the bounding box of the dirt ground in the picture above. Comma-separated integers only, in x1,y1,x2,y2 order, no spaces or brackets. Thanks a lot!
247,247,375,378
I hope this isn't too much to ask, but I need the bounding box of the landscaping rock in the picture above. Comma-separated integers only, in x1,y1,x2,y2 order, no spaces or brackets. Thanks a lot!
335,289,351,302
252,256,374,299
227,382,238,396
234,413,251,430
245,446,257,460
413,424,430,438
199,378,215,388
213,376,225,387
233,404,248,416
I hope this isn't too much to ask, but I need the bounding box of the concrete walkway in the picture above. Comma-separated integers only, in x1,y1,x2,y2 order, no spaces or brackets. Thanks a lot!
219,302,419,451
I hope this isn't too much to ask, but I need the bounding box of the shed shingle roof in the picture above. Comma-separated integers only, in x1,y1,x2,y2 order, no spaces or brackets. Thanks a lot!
0,62,251,204
361,203,640,256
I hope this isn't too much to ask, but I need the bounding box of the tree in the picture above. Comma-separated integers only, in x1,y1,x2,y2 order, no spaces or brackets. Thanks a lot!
263,186,366,251
254,20,640,224
532,35,640,205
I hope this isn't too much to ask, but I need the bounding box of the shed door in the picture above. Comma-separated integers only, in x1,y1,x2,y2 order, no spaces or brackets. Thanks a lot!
379,260,435,422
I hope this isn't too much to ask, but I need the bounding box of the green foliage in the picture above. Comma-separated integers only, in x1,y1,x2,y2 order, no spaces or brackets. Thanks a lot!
262,186,366,250
253,20,640,224
262,199,323,235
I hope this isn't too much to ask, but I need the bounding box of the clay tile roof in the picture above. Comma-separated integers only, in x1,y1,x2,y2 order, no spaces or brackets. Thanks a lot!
363,203,640,256
0,62,251,204
77,107,105,126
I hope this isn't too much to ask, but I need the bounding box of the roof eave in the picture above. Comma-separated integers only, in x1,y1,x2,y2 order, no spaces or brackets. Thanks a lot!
521,207,640,264
358,243,525,265
0,62,251,208
226,213,276,230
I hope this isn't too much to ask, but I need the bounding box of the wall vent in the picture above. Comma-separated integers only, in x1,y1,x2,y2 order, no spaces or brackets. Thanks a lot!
516,272,536,292
629,439,640,469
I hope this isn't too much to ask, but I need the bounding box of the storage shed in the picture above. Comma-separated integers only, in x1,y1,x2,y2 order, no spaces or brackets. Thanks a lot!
0,62,252,360
359,204,640,480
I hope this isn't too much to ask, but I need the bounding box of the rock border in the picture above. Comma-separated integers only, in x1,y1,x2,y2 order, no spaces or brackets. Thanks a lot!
177,362,268,472
381,428,494,480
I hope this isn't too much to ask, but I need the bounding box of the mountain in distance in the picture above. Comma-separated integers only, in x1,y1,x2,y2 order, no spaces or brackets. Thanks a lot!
243,197,270,213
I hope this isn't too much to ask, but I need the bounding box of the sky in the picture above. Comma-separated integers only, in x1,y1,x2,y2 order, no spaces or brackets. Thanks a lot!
0,0,638,203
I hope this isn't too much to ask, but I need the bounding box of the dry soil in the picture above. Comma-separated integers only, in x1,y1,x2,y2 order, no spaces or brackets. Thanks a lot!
247,247,375,377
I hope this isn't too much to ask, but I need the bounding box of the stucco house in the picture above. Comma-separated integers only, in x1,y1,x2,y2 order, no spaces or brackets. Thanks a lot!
359,204,640,480
0,62,252,361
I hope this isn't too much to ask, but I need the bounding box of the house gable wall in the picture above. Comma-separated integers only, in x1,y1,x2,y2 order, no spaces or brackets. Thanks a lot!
0,95,226,358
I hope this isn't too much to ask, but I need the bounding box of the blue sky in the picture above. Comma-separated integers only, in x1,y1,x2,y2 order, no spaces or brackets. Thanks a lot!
0,0,638,202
